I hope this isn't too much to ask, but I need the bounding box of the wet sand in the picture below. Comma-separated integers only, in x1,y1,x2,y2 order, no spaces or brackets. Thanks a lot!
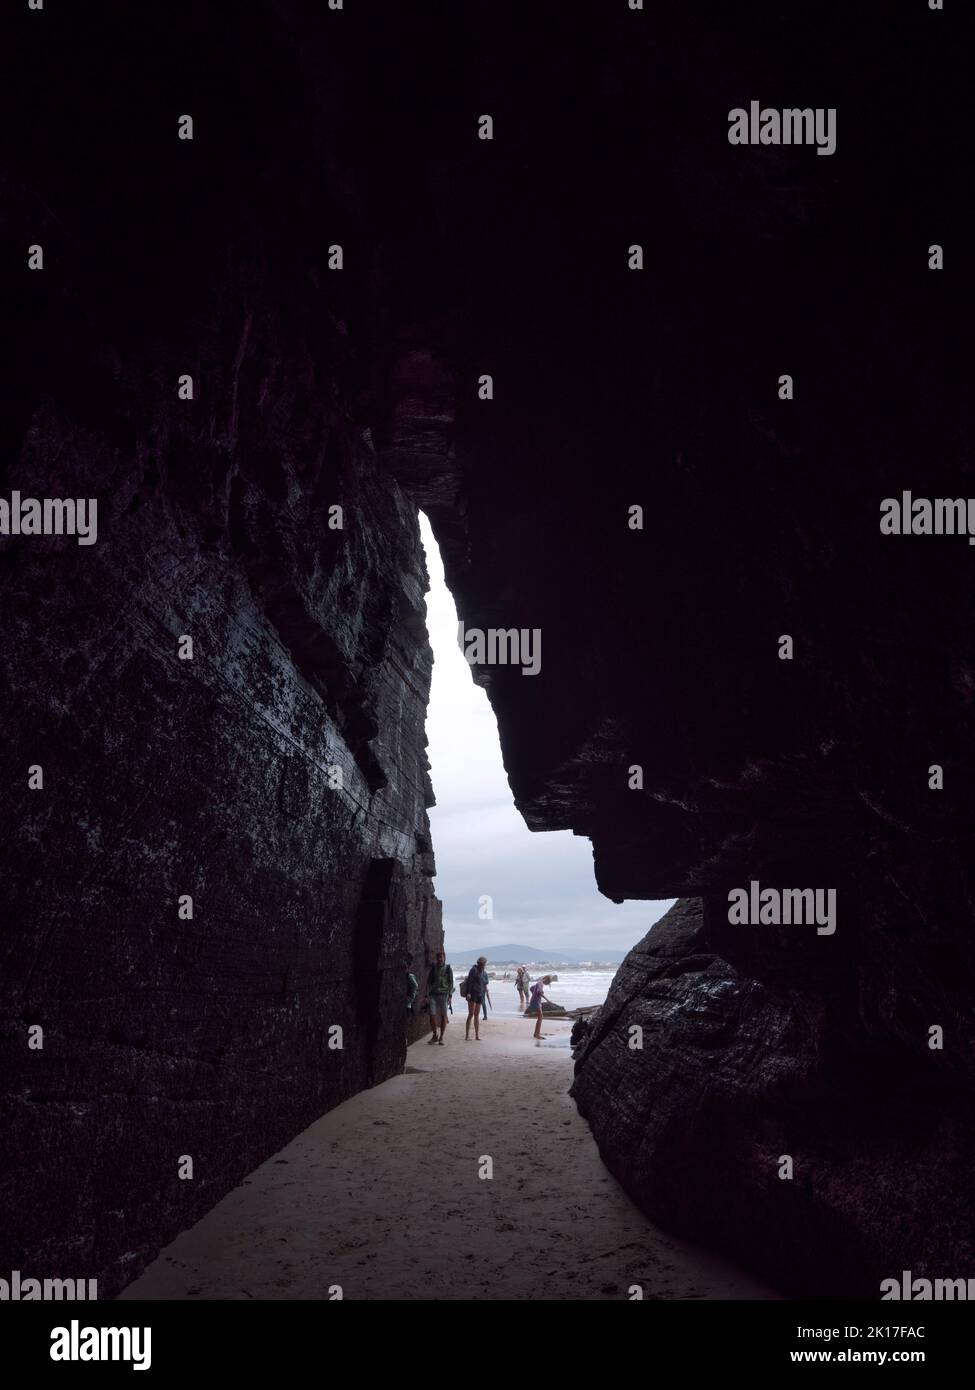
120,1016,775,1301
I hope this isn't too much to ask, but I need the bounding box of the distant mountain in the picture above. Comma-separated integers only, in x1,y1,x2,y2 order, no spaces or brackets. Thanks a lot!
448,943,627,965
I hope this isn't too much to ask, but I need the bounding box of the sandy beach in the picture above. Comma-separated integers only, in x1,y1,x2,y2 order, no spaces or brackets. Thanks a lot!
120,1017,774,1301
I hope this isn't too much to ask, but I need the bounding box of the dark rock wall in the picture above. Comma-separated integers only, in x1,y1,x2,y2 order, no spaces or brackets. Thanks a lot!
0,3,441,1296
2,0,972,1301
571,900,974,1298
370,2,975,1297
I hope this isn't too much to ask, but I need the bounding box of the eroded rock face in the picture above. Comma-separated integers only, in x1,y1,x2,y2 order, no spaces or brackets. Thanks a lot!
0,5,442,1296
2,0,971,1301
372,3,975,1297
0,362,442,1294
571,901,975,1297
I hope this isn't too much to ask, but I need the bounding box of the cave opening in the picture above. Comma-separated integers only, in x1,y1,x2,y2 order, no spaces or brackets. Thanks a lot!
417,511,674,1014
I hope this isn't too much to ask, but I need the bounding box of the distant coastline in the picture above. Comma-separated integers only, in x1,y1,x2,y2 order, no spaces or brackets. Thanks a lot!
448,942,628,966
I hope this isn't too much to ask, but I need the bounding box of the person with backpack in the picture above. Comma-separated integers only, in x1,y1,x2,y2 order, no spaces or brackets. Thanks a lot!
464,956,489,1040
424,950,454,1045
526,974,554,1040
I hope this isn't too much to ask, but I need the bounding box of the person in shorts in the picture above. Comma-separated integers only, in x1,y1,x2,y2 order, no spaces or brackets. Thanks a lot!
424,950,454,1045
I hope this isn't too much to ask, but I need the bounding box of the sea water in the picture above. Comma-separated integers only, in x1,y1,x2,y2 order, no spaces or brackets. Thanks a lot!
474,964,617,1019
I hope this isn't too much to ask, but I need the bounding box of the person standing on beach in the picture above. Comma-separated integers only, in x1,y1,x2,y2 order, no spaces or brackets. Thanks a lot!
464,956,489,1041
424,950,454,1045
526,975,553,1040
515,965,529,1011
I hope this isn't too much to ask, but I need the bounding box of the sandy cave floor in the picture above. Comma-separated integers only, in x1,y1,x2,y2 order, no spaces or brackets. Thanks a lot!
120,1017,775,1302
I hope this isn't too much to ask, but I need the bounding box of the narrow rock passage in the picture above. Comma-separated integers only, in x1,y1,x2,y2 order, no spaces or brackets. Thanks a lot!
120,1019,775,1301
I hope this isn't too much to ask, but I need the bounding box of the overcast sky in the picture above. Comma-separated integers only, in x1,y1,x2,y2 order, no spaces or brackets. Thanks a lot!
419,513,674,957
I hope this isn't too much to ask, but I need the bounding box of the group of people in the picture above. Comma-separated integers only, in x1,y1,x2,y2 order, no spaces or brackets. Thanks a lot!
416,951,556,1043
